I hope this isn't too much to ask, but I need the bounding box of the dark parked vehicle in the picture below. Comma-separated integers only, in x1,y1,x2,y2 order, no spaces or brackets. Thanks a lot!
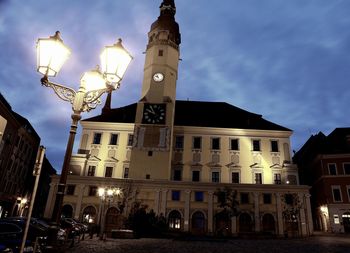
0,221,34,253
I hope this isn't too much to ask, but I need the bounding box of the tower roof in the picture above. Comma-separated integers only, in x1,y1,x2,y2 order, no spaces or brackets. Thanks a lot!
83,100,291,132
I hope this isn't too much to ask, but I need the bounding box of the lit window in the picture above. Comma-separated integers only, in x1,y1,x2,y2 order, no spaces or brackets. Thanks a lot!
93,133,102,144
334,214,340,224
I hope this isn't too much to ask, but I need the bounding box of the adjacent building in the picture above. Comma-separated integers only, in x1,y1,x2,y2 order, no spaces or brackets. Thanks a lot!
44,0,313,237
294,128,350,233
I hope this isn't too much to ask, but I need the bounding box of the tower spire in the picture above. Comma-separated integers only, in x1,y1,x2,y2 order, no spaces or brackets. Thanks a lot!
102,91,112,114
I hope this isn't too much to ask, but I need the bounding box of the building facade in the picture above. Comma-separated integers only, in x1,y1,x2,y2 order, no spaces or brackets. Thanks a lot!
294,128,350,233
44,0,313,237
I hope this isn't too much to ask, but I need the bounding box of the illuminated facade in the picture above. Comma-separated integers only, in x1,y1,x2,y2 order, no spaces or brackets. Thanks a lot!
44,0,313,237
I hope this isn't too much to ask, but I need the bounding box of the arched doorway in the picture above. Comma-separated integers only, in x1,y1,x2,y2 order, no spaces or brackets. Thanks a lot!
215,210,231,236
168,210,182,230
342,212,350,233
191,211,206,235
105,207,123,237
262,213,275,234
82,206,97,224
61,205,73,218
239,213,253,233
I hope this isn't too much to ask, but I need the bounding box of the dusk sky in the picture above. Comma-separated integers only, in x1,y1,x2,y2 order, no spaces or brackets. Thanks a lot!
1,0,350,173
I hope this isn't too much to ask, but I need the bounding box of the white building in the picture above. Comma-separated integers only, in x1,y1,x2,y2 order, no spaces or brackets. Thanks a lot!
44,0,313,237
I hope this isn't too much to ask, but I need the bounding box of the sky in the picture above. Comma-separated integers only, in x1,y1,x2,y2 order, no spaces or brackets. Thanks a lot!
1,0,350,173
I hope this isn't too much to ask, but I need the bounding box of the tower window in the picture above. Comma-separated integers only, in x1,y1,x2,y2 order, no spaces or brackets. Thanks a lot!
158,50,164,56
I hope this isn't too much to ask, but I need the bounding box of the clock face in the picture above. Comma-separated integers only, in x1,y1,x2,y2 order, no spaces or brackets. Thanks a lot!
142,104,166,124
153,72,164,82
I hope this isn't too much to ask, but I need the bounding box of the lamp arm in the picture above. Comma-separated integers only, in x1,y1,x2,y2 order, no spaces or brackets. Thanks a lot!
82,87,111,112
41,76,76,104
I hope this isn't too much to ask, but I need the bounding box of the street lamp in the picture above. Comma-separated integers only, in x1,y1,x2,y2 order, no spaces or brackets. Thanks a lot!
36,31,132,225
98,187,122,240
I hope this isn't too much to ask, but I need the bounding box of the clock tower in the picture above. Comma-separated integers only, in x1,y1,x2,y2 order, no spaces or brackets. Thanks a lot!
129,0,181,180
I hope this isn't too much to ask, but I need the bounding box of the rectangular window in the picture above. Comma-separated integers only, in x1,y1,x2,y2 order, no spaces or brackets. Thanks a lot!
271,140,279,152
241,193,249,204
89,186,97,196
193,137,202,149
212,171,220,183
87,166,96,176
146,174,150,179
93,133,102,144
334,214,340,224
195,191,204,202
175,136,184,149
332,186,342,202
230,139,239,150
105,167,113,178
66,185,75,195
109,134,118,145
211,137,220,150
127,134,134,146
232,172,240,183
255,173,262,184
328,163,337,175
274,173,281,184
192,171,200,182
252,140,261,151
123,167,129,179
263,193,272,204
172,190,180,201
347,186,350,201
158,50,163,56
343,163,350,175
173,169,182,181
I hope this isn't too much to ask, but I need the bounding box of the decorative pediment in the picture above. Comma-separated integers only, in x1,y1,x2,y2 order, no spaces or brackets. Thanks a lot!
270,163,282,169
226,162,241,168
207,162,222,168
250,163,262,169
88,155,101,161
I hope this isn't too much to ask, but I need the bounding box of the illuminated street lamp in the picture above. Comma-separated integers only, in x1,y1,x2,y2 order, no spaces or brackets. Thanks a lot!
36,31,132,225
98,187,122,240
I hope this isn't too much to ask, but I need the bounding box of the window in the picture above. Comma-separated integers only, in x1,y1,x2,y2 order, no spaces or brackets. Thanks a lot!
195,191,204,202
274,173,281,184
127,134,134,146
252,140,261,151
89,186,97,196
271,140,279,152
173,169,182,181
192,171,200,182
148,151,153,156
255,173,262,184
263,193,272,204
66,185,75,195
109,134,118,145
343,163,350,175
87,166,96,176
105,167,113,178
175,136,184,149
240,193,249,204
212,171,220,183
230,139,239,150
146,174,150,179
328,163,337,175
172,190,180,201
93,133,102,144
232,172,240,183
123,167,129,179
193,137,202,149
332,186,342,202
334,215,340,224
347,186,350,201
158,50,163,56
211,137,220,150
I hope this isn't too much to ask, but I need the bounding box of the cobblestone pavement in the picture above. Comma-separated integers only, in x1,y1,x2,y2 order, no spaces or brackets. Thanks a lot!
62,233,350,253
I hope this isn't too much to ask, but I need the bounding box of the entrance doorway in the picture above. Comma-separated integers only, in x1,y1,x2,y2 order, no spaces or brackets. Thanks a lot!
342,212,350,233
191,211,206,235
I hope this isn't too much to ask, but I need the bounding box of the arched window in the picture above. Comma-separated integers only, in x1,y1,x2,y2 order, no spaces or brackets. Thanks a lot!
82,206,97,223
239,213,252,232
262,213,275,233
168,210,182,230
191,211,206,234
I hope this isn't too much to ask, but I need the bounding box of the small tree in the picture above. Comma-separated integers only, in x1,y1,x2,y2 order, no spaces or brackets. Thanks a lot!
214,187,240,218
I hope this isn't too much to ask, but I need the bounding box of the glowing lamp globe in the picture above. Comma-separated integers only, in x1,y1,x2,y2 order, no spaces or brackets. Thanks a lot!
100,38,132,88
80,68,106,92
36,31,71,77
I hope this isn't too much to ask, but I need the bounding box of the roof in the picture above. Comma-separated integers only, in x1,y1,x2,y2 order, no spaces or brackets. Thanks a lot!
83,100,291,132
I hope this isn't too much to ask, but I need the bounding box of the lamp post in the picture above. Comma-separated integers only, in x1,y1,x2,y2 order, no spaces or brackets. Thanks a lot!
98,187,121,240
36,31,132,225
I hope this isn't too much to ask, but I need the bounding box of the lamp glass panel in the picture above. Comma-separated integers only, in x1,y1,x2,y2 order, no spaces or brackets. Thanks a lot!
36,38,70,76
100,45,132,85
80,70,106,92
